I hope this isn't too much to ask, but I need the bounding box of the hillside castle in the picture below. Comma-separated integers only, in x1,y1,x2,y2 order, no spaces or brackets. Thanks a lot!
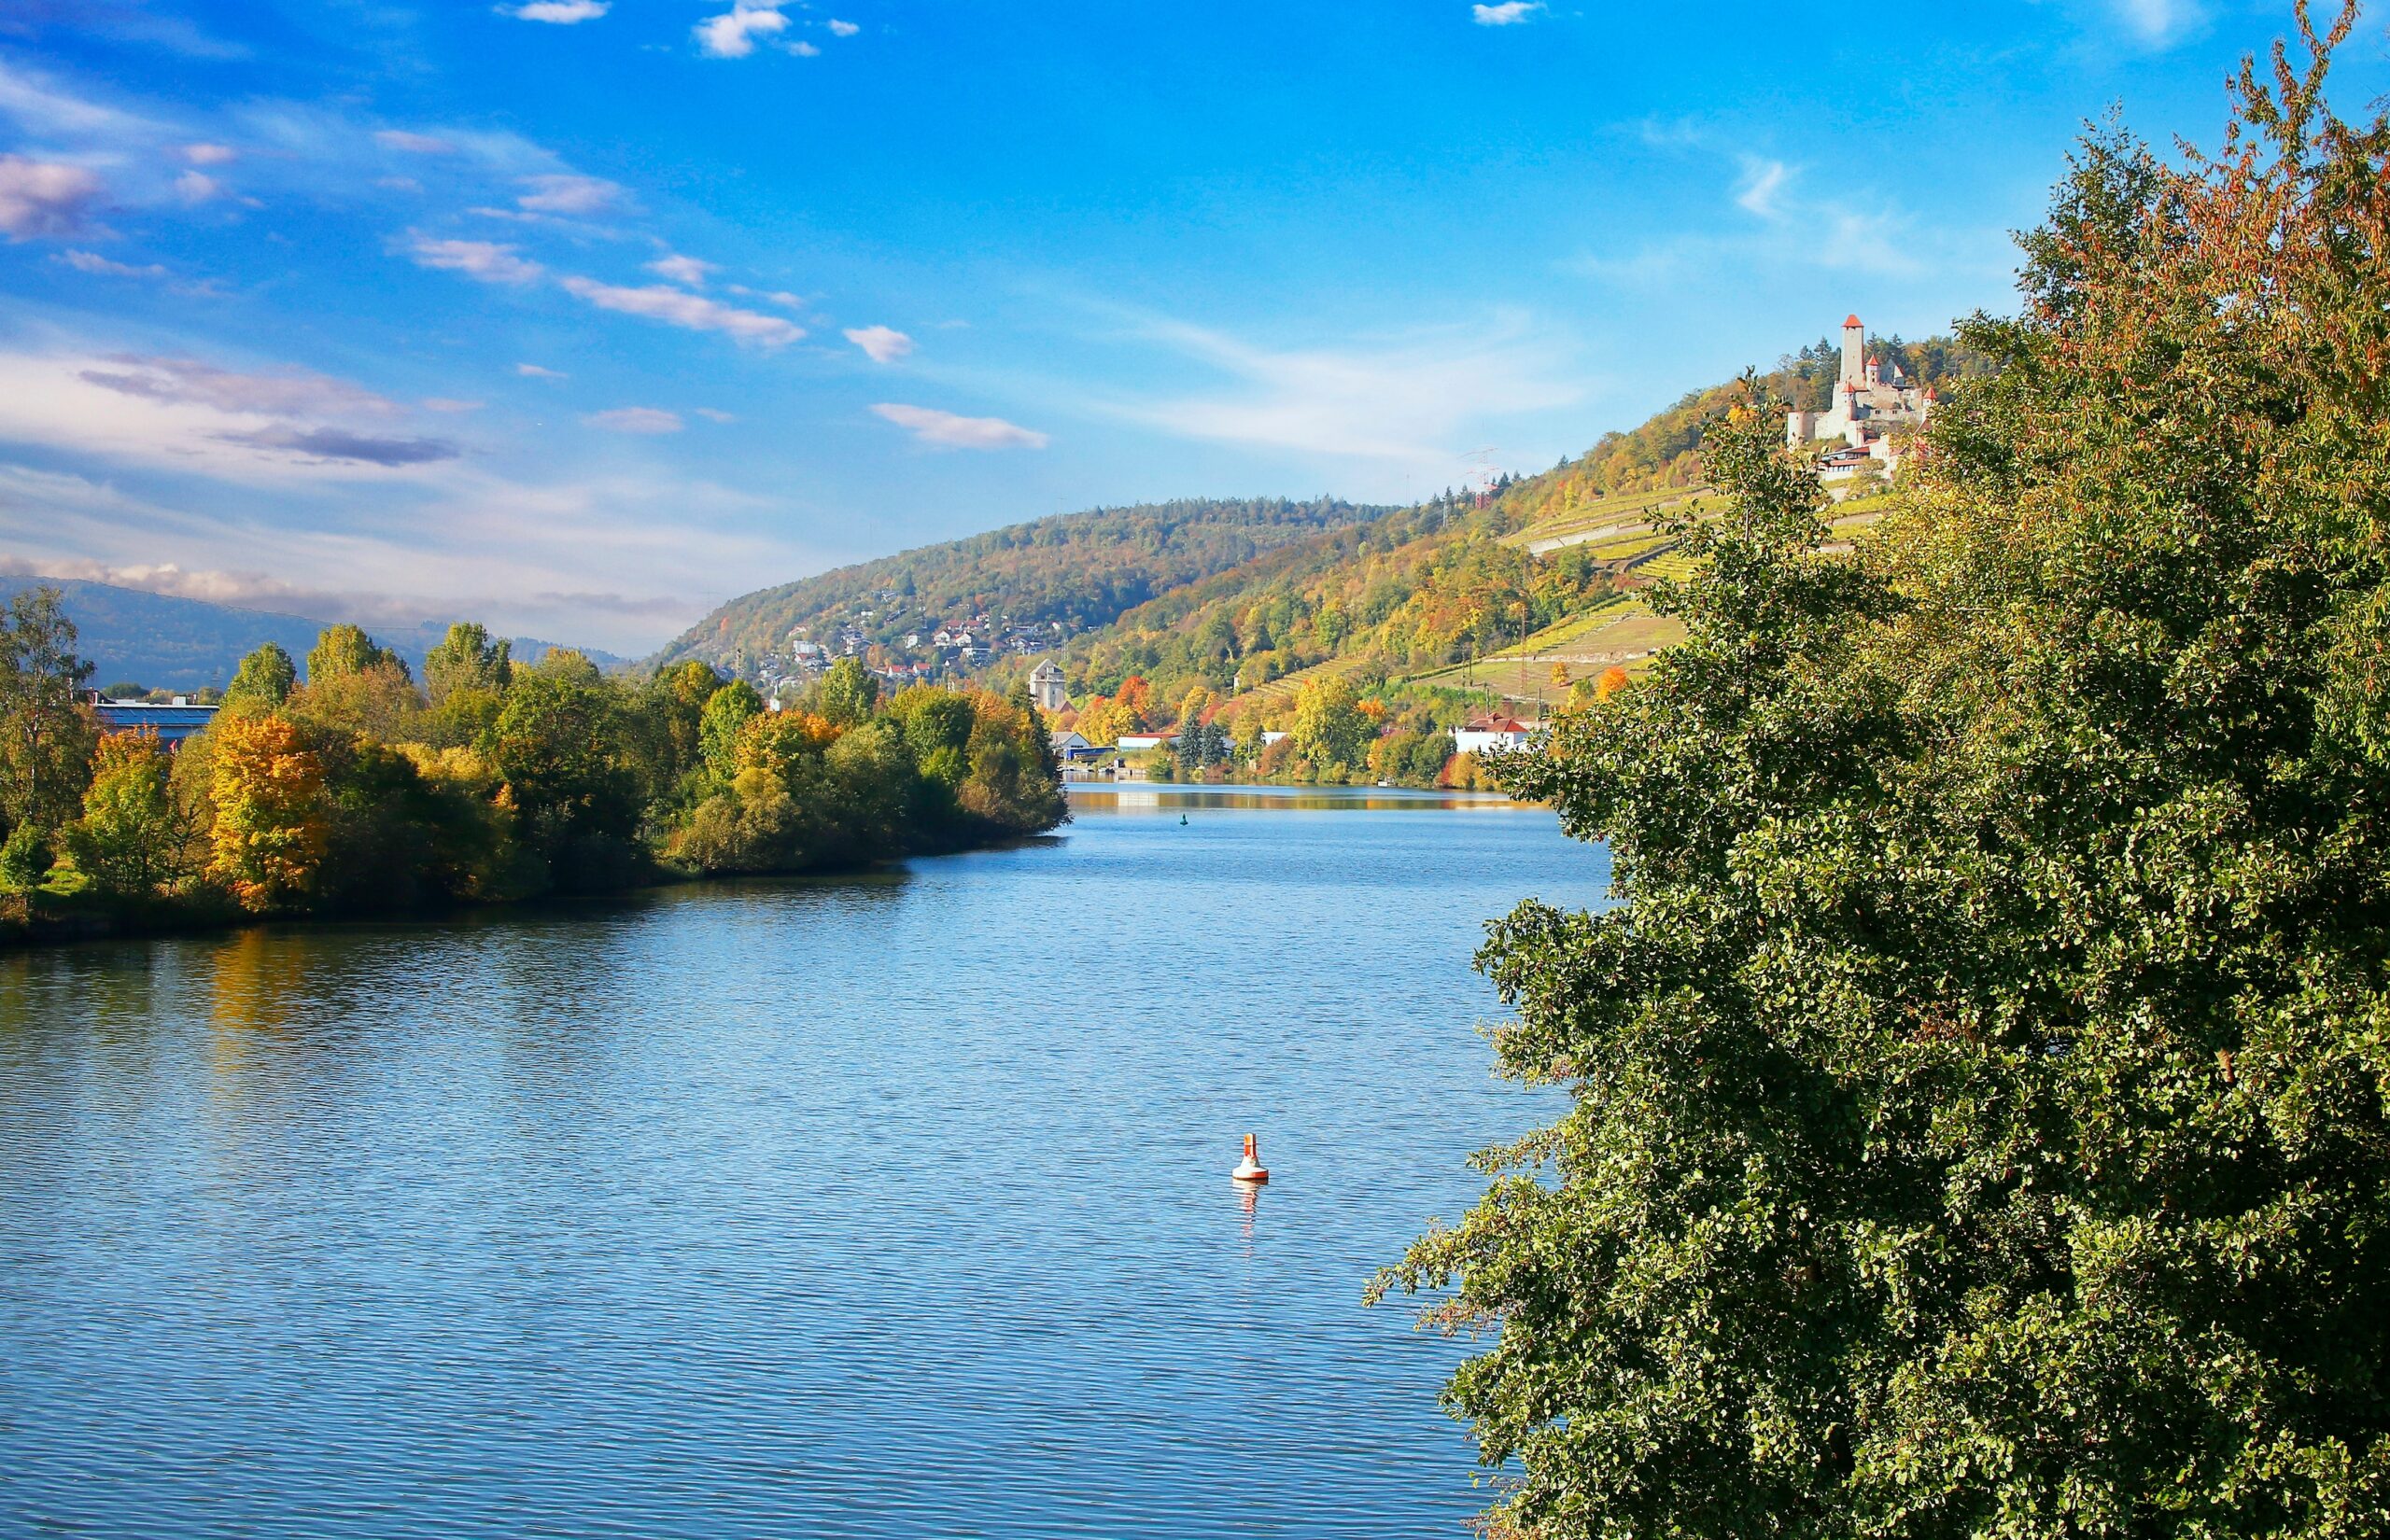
1785,314,1935,487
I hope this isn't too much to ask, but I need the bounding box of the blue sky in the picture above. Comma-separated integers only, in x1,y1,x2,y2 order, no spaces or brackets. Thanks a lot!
0,0,2376,652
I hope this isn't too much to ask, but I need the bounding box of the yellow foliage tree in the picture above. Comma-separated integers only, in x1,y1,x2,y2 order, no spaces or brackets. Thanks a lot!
207,714,328,913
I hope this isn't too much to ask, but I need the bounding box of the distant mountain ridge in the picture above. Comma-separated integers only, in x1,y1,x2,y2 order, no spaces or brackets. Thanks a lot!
0,577,624,689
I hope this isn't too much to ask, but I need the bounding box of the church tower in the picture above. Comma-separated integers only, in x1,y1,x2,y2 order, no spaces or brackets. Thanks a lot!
1840,315,1865,387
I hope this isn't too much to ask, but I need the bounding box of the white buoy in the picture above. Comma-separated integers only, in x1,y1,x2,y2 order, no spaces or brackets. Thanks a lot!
1232,1132,1270,1183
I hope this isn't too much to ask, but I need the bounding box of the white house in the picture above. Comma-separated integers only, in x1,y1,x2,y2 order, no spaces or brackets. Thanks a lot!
1454,715,1536,757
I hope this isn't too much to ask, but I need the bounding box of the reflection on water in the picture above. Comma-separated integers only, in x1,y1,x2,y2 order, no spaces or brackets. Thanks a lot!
0,797,1602,1539
1069,782,1537,814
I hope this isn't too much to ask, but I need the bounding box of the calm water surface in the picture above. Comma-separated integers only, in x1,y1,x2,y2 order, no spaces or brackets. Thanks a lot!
0,786,1607,1539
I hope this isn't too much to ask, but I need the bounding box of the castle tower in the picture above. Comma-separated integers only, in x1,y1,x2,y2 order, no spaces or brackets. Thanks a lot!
1840,315,1865,387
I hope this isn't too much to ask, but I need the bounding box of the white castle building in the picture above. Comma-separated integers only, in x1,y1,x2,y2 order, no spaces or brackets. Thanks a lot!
1786,314,1935,488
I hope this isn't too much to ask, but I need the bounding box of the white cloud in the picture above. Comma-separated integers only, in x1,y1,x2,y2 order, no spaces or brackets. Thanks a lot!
0,348,457,484
647,253,715,286
55,249,167,280
844,325,914,363
585,407,682,434
517,362,568,378
695,3,788,57
1108,314,1580,468
374,129,458,154
74,354,401,419
181,143,237,165
516,173,623,214
557,276,804,345
508,0,611,21
421,398,484,413
2111,0,2201,45
871,403,1047,451
0,458,802,656
0,156,105,240
827,18,860,35
1735,158,1790,219
692,408,737,423
174,170,222,205
1472,2,1541,23
789,39,821,56
409,236,546,285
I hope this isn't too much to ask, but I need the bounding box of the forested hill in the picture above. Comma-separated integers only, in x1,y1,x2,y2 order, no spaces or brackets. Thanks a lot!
654,497,1384,675
991,330,1990,727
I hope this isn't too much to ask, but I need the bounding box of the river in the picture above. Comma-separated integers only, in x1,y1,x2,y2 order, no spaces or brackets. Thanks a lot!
0,785,1608,1539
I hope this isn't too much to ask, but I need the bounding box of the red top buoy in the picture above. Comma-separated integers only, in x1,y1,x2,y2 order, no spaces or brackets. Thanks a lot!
1233,1133,1270,1183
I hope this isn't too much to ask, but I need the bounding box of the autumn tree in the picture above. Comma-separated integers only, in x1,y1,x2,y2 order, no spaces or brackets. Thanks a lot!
1291,675,1371,771
207,712,328,912
1377,14,2390,1536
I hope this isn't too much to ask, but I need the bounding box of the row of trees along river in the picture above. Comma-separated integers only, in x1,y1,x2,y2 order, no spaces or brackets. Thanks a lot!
1368,14,2390,1537
0,611,1066,939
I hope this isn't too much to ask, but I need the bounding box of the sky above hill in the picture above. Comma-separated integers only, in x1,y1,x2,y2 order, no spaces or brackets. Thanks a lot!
0,1,2378,652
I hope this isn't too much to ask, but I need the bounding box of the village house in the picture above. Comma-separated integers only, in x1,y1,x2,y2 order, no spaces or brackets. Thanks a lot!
1454,714,1536,757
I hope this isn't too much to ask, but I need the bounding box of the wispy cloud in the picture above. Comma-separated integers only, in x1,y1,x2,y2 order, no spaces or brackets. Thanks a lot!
1572,143,1938,286
871,403,1047,450
1735,158,1790,218
2109,0,2202,45
557,276,804,345
516,173,623,215
216,425,458,467
181,143,237,165
174,170,223,204
647,253,714,286
585,407,682,434
1471,2,1542,24
75,354,401,419
0,59,162,143
0,348,463,485
507,0,611,21
409,236,545,285
844,325,914,363
1105,314,1580,467
374,129,458,155
54,249,166,280
827,19,860,35
516,362,568,379
0,156,106,240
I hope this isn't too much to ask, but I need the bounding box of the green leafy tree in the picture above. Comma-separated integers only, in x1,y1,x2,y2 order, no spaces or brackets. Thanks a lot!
491,655,639,886
1376,17,2390,1537
0,585,96,840
57,731,192,897
305,623,407,684
424,622,513,703
225,643,297,711
698,679,764,784
1290,675,1371,771
815,656,880,727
